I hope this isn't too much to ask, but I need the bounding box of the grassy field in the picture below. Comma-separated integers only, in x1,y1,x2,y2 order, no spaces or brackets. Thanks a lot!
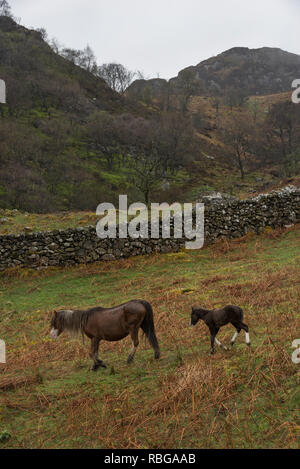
0,225,299,448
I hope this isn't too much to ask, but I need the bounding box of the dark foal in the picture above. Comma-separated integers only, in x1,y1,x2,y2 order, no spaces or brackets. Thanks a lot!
190,305,250,354
50,300,160,370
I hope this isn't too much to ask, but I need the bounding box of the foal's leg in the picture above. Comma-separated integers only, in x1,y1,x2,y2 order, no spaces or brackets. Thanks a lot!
230,323,241,348
211,326,228,352
240,322,250,346
209,326,221,355
215,336,228,351
127,327,139,364
90,338,107,371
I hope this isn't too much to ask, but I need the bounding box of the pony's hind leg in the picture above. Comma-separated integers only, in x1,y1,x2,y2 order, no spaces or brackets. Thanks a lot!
90,338,107,371
127,328,139,364
241,322,250,346
230,323,241,348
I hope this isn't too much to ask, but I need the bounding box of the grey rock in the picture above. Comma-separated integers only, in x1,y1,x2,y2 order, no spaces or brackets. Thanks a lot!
101,254,116,261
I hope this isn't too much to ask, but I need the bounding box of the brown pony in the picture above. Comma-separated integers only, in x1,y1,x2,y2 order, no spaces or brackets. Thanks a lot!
50,300,160,370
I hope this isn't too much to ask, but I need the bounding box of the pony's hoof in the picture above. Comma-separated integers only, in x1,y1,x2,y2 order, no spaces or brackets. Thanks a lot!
126,357,134,365
99,361,107,368
91,365,99,372
210,350,215,355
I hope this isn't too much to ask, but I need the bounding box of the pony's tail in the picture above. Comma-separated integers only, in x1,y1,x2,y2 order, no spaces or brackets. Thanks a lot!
140,301,160,359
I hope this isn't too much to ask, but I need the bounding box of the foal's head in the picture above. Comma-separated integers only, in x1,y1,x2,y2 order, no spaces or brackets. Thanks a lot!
190,307,208,326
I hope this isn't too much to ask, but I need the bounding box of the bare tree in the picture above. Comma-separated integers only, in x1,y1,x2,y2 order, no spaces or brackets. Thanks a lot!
86,111,121,170
49,37,63,55
224,86,249,110
98,63,136,94
127,149,165,205
117,113,197,203
0,0,11,17
220,111,254,179
135,70,147,80
79,45,98,73
212,96,222,119
262,101,300,174
35,27,48,41
59,44,98,73
176,69,199,114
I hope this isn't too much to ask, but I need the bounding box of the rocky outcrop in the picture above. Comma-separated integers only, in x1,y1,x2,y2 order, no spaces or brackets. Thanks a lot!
126,78,169,101
0,186,299,270
175,47,300,97
128,47,300,100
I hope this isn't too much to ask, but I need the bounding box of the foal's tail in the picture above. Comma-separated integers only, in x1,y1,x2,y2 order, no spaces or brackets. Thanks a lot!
140,301,160,359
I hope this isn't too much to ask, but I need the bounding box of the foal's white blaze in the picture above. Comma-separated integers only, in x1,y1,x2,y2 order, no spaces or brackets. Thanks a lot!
50,328,58,339
245,332,250,344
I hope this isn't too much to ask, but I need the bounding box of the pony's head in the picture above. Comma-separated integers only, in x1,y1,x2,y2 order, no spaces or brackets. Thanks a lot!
50,309,87,339
190,306,207,326
50,310,64,339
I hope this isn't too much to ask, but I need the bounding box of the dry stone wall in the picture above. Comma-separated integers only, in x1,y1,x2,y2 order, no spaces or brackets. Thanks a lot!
0,186,299,270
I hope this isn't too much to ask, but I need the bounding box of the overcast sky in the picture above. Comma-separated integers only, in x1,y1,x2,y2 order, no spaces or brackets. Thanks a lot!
9,0,300,79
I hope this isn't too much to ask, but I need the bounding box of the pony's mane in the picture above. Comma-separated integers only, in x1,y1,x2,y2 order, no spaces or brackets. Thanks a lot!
58,309,96,335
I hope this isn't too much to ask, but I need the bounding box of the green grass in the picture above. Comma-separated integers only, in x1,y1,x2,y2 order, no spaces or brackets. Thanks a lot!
0,210,99,235
0,225,299,448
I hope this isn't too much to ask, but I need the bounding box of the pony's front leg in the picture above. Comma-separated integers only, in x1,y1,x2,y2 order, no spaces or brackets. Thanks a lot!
90,338,107,371
210,333,216,355
215,337,228,351
209,326,221,355
127,328,139,364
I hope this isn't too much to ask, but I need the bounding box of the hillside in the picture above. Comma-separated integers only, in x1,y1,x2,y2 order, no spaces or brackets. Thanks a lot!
127,48,300,196
0,224,299,448
0,16,138,116
0,16,150,212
